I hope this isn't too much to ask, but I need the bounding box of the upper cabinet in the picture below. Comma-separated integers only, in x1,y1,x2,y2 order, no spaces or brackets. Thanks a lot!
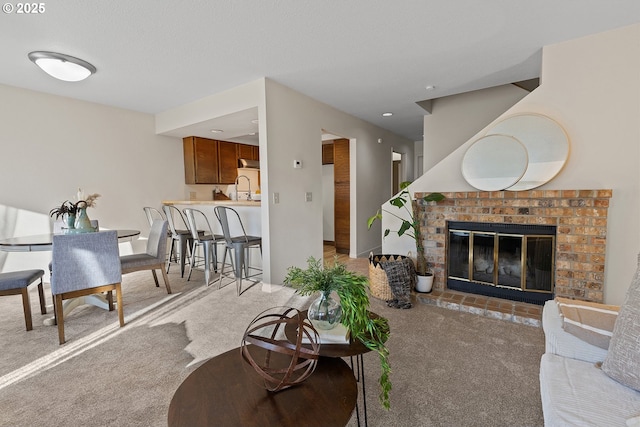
322,143,334,165
218,141,239,184
183,136,219,184
237,143,259,161
183,137,260,185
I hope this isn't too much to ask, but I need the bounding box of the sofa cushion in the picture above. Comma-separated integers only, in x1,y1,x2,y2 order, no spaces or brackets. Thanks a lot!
602,254,640,392
556,296,619,349
542,300,609,364
540,353,640,426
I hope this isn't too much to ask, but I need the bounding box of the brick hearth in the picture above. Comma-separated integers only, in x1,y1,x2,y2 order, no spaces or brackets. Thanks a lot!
414,189,612,303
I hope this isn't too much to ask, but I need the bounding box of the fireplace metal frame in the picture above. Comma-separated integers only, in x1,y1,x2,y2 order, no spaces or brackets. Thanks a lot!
446,221,556,305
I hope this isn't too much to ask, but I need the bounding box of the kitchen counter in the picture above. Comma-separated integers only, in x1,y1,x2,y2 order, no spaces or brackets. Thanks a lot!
163,200,261,207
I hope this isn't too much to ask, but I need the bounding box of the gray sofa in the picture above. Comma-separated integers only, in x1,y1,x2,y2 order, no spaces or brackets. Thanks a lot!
540,273,640,426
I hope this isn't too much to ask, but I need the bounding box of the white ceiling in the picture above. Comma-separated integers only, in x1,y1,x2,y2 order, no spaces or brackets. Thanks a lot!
1,1,638,142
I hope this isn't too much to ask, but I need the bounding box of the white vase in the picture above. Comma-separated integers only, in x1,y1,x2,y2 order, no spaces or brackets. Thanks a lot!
416,274,434,293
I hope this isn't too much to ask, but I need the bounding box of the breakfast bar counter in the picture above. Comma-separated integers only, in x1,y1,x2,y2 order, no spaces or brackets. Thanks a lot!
162,200,261,207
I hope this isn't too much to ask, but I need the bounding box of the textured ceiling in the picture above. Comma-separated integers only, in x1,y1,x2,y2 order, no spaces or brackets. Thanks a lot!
1,1,638,141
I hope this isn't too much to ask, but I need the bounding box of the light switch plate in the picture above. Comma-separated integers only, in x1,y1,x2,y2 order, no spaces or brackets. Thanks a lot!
305,192,312,202
273,192,280,204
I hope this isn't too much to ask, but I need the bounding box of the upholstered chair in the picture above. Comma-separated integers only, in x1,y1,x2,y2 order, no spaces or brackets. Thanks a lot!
120,219,171,294
0,269,46,331
51,230,124,344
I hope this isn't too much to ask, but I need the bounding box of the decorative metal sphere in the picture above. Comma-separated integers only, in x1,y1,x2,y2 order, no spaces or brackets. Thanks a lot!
241,307,320,392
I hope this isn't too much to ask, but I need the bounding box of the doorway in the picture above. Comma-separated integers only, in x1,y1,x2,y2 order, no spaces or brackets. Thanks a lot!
392,151,402,194
321,133,350,255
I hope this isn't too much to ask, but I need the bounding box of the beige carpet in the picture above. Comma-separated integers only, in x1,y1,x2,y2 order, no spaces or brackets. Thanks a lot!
0,263,545,426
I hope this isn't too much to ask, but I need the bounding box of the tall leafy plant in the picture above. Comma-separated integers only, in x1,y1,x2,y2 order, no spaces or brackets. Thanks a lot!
284,256,392,409
368,181,445,275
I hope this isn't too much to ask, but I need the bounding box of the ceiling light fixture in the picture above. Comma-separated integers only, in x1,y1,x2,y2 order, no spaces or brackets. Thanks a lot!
251,119,259,124
28,51,96,82
425,85,436,91
210,129,223,133
382,112,393,117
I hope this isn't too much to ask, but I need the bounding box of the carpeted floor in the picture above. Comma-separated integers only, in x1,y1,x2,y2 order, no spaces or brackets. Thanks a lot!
0,260,545,426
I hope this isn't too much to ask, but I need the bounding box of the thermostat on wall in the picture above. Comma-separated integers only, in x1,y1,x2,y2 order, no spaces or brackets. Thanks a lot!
293,160,302,168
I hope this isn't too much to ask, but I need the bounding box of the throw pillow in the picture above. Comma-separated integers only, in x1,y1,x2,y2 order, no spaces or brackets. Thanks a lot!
556,297,619,349
602,254,640,391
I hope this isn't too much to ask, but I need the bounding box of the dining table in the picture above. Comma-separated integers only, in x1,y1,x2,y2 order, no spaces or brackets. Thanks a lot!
0,229,140,252
0,229,140,324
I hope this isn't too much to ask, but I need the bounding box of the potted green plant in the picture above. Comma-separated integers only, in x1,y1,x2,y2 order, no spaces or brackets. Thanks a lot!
49,200,79,229
367,181,445,292
284,256,392,410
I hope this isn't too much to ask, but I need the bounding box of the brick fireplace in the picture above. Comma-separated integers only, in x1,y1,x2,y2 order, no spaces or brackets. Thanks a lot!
414,190,612,303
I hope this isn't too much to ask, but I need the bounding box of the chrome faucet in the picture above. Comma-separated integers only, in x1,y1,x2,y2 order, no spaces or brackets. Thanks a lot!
235,175,252,201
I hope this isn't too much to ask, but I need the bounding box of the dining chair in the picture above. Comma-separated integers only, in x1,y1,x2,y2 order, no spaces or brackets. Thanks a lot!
184,208,225,286
163,205,197,278
50,230,124,345
120,219,172,294
0,269,46,331
214,206,262,296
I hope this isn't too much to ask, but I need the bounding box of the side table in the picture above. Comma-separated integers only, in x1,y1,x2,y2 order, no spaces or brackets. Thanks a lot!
284,310,383,427
168,346,357,427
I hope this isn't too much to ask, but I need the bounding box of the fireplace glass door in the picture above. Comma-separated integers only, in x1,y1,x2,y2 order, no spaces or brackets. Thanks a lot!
447,222,555,304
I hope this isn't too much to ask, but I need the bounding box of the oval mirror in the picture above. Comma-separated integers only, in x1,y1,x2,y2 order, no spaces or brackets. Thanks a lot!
486,113,569,191
462,134,528,191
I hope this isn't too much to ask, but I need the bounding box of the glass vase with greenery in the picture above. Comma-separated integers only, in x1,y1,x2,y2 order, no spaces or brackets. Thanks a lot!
284,256,392,409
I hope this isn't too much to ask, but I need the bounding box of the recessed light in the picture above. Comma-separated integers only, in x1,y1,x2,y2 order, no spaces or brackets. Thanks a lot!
382,112,393,117
425,85,436,91
210,129,223,133
251,119,259,124
249,132,256,136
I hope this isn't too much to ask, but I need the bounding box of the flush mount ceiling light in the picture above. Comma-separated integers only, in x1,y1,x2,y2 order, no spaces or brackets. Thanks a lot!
28,51,96,82
210,129,224,133
425,85,436,91
382,112,393,117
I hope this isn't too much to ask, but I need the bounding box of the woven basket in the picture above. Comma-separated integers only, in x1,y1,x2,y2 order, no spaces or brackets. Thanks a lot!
368,253,409,300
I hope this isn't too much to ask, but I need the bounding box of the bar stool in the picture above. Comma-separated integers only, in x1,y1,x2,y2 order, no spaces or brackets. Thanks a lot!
163,205,198,278
184,208,225,286
214,206,262,296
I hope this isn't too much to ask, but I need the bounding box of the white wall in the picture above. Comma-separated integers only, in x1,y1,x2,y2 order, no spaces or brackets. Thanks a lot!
423,84,528,173
385,24,640,304
262,79,415,283
0,84,185,276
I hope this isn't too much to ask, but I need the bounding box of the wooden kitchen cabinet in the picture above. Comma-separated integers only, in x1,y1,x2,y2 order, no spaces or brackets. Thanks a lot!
237,143,259,161
218,141,239,184
322,143,334,165
183,137,240,184
183,136,219,184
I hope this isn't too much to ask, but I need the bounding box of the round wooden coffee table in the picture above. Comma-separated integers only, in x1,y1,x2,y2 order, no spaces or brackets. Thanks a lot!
168,346,357,427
